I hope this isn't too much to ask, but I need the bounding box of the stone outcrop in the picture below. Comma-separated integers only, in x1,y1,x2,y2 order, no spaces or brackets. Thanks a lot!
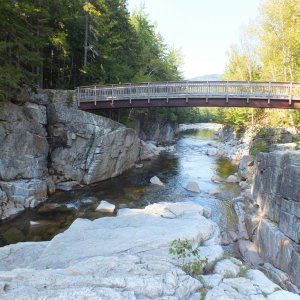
240,151,300,292
48,104,140,184
134,115,178,143
0,201,299,299
0,102,48,181
0,97,142,220
0,102,49,220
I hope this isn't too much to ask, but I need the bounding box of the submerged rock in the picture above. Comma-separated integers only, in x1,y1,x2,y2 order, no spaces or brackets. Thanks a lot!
211,175,222,182
56,181,79,191
150,176,164,186
186,182,201,193
96,200,115,213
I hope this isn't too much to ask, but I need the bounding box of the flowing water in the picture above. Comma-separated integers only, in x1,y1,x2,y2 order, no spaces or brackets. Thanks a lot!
0,127,240,247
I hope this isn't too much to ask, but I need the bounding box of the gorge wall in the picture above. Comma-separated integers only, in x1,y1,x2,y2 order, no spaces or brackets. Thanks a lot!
248,151,300,291
0,91,141,221
133,115,178,144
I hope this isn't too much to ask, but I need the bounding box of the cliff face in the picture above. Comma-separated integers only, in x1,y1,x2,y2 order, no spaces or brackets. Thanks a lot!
133,116,178,144
0,93,140,221
245,151,300,291
48,104,140,185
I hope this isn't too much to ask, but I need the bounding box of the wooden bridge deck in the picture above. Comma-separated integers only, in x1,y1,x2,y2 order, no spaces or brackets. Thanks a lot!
77,81,300,110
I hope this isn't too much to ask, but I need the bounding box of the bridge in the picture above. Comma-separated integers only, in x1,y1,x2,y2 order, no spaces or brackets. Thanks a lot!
76,81,300,110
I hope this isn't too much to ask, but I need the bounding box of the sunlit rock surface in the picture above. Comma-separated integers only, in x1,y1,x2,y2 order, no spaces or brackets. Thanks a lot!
48,104,140,184
0,202,299,299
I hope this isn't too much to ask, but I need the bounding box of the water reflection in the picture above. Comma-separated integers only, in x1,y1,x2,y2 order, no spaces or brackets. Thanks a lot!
0,128,240,247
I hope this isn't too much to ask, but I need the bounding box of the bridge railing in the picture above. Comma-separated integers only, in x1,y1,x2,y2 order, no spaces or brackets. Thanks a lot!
76,81,300,104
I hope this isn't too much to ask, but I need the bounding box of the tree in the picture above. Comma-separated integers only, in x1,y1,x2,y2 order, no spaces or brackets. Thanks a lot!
258,0,300,82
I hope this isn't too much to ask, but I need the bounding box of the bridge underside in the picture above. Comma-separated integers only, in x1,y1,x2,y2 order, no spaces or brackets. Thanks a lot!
79,97,300,110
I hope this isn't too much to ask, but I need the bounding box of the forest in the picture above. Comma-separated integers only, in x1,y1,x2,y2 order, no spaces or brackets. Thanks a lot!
1,0,300,128
0,0,181,101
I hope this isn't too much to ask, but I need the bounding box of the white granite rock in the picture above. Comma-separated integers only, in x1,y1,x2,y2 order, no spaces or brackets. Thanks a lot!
214,258,243,277
226,175,240,183
185,182,201,193
150,176,164,186
96,200,116,213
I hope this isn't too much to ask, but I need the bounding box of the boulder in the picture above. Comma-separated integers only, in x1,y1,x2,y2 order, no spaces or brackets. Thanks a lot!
0,179,47,220
207,148,218,156
211,175,222,182
96,200,115,213
213,258,242,277
238,155,254,180
139,141,162,160
56,181,80,191
150,176,164,186
226,175,240,183
185,182,200,193
48,104,140,184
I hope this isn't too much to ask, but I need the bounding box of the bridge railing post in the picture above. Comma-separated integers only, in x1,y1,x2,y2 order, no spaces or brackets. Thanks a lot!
111,84,114,105
289,82,293,105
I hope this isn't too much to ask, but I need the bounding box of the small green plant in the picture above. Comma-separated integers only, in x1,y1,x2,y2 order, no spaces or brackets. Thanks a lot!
15,172,24,179
236,266,249,278
169,238,208,276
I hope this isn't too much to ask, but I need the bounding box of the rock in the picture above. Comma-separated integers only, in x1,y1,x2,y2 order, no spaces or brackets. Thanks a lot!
226,175,240,183
81,197,96,204
0,241,49,271
48,104,140,185
221,231,233,245
200,274,223,288
250,151,300,289
208,189,220,196
150,176,164,186
203,207,212,219
238,240,264,267
207,148,218,156
0,179,47,211
56,181,80,191
134,163,143,169
0,102,49,181
134,116,178,143
238,155,254,180
270,143,298,152
185,182,200,193
239,180,249,190
139,141,162,160
46,177,56,195
214,258,242,277
246,269,281,294
268,290,300,300
24,102,47,125
96,200,115,213
211,175,222,182
233,201,249,240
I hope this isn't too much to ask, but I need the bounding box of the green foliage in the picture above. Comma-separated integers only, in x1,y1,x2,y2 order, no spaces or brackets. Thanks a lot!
1,1,182,102
169,239,208,276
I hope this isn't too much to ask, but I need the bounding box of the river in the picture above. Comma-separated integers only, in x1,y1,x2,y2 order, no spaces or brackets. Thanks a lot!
0,125,240,248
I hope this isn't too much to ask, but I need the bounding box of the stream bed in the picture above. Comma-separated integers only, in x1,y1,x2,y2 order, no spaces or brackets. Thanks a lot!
0,126,240,248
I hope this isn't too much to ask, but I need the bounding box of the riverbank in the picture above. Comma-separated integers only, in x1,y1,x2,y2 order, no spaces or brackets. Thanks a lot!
1,201,299,299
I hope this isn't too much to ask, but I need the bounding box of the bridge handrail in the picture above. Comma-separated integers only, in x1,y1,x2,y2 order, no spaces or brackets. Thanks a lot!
76,81,300,105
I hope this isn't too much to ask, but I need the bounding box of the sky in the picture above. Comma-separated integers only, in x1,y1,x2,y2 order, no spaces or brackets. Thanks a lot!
127,0,262,79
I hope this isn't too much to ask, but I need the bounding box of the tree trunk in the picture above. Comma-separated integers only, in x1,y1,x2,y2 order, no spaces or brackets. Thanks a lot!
84,12,89,67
